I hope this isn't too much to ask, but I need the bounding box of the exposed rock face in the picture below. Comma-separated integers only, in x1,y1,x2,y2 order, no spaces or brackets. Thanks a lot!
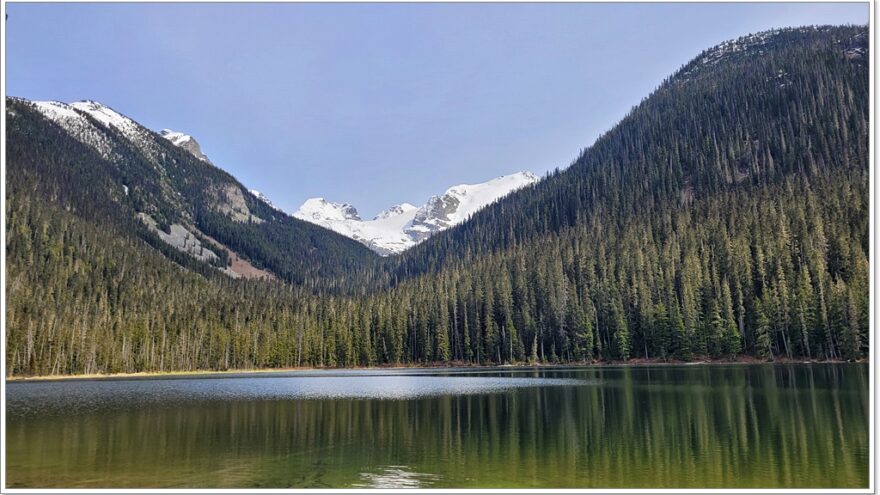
210,184,263,224
160,129,211,163
405,194,461,241
374,204,417,221
137,213,223,264
296,198,362,223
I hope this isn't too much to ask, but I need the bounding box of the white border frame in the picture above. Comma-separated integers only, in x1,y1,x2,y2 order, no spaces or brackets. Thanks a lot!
0,1,874,493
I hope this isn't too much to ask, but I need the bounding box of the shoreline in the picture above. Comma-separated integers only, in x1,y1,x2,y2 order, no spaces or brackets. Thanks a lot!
5,356,864,382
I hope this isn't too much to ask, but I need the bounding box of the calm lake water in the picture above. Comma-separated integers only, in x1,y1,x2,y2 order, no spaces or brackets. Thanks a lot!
5,364,869,488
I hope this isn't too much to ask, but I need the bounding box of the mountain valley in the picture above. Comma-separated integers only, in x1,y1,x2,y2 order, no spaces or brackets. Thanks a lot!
5,25,869,375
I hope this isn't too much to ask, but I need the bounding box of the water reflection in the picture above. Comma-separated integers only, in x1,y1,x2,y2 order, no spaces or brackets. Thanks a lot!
5,364,869,488
7,375,587,418
355,465,440,488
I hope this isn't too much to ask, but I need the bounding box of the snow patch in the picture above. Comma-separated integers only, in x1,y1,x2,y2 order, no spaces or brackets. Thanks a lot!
31,100,120,160
31,99,165,166
70,100,138,134
33,101,80,121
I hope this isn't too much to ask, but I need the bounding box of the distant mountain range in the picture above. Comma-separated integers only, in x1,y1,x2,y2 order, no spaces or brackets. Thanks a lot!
152,119,540,255
291,172,539,255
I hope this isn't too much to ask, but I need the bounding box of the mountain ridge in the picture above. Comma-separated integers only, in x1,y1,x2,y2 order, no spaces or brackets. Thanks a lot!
9,96,380,288
37,97,539,257
293,171,539,255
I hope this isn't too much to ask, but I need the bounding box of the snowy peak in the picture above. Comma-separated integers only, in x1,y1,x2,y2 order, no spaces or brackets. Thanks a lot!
296,198,362,223
31,100,143,163
160,128,211,163
160,129,193,146
30,99,212,165
374,203,417,221
30,98,170,166
445,171,538,203
293,171,540,255
449,171,538,194
407,171,539,238
293,197,416,256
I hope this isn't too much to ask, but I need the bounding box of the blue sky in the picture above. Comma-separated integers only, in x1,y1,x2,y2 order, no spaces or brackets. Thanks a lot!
5,3,868,217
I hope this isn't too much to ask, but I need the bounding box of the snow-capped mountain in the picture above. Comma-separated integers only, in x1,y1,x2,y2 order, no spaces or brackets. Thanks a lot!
297,198,363,223
293,172,539,255
25,97,536,256
23,98,286,279
405,172,539,242
294,198,418,255
31,100,163,163
30,100,212,165
375,203,418,221
159,129,211,162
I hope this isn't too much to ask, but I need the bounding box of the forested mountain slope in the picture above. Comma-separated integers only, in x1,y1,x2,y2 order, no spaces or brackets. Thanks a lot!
6,98,378,289
392,26,868,278
369,25,869,363
5,25,868,375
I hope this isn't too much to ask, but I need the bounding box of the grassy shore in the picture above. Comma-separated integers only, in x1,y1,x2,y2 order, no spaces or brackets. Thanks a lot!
6,355,860,382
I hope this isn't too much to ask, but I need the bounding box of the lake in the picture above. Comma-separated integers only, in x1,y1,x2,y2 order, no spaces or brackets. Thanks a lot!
5,363,869,488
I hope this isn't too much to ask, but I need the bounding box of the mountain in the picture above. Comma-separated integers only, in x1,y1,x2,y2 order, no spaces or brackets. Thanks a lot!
384,25,868,362
159,129,211,163
7,97,378,287
5,26,868,376
294,198,417,255
293,171,539,255
394,26,870,277
296,198,363,223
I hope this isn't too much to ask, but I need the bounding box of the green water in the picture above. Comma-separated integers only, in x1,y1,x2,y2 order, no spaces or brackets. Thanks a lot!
5,364,869,488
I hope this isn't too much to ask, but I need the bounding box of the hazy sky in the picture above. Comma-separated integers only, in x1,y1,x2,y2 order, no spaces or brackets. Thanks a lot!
5,3,868,216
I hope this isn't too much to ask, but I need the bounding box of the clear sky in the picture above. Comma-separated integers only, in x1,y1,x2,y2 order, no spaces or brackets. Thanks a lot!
5,3,869,217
